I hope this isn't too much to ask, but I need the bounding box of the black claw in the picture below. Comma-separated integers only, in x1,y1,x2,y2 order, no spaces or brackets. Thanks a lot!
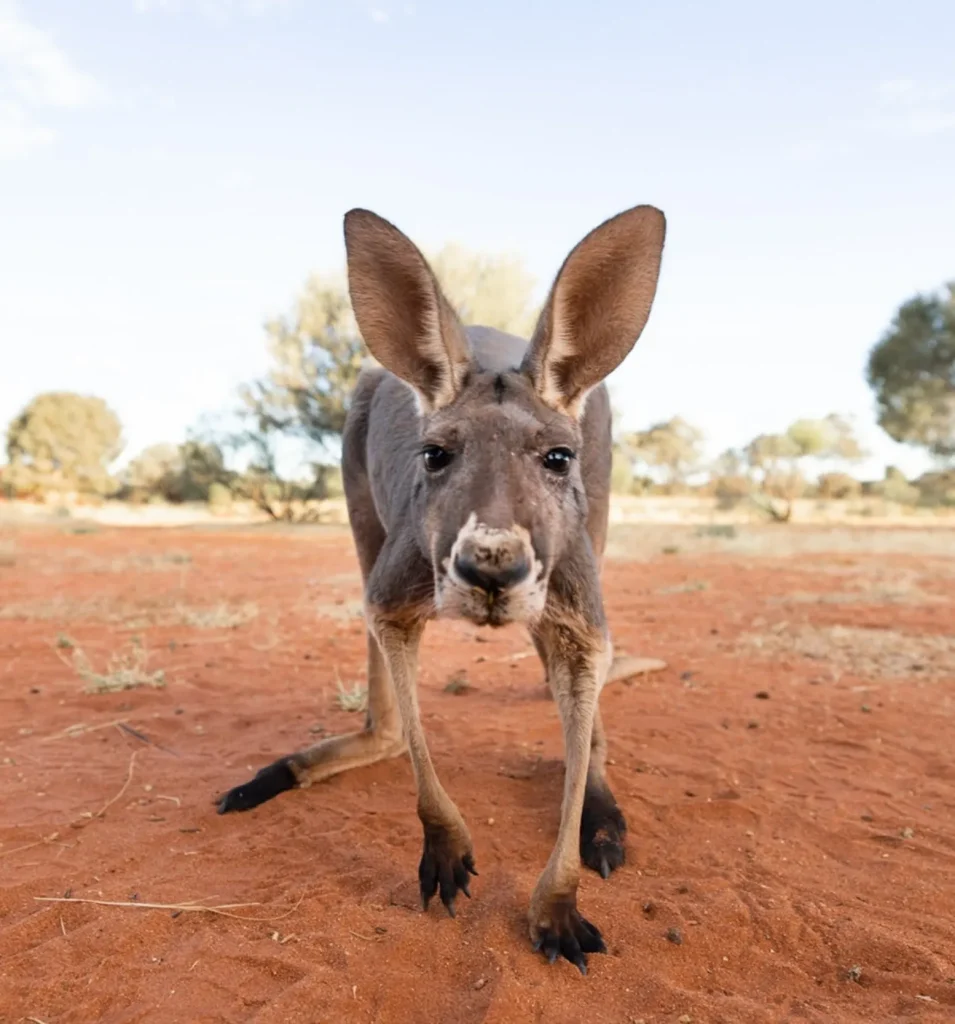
418,823,476,918
216,758,297,814
598,855,611,880
532,899,606,973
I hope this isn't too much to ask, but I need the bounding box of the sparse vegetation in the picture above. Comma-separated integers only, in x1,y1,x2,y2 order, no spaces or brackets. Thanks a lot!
742,623,955,681
334,680,368,712
444,670,474,694
867,282,955,460
63,637,167,694
5,392,123,499
173,602,259,629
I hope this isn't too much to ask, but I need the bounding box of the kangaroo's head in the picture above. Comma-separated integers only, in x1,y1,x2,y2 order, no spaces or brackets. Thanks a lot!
344,205,666,627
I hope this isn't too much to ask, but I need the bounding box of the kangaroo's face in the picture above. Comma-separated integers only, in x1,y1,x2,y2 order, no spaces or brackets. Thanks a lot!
408,367,584,626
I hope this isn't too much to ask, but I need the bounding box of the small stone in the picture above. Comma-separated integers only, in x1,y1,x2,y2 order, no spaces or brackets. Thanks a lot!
473,977,487,990
679,1016,693,1024
642,901,656,916
755,691,770,700
487,818,495,826
665,927,683,945
900,826,915,839
861,704,872,714
846,965,863,983
861,812,874,822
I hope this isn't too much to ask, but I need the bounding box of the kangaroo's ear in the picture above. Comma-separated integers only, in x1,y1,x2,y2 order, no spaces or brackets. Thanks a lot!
522,205,666,419
344,209,471,411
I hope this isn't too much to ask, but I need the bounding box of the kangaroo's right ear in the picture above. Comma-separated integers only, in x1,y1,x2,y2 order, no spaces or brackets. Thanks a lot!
344,209,471,412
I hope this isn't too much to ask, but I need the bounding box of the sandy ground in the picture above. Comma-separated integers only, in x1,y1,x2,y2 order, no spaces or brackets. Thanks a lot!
1,523,954,1023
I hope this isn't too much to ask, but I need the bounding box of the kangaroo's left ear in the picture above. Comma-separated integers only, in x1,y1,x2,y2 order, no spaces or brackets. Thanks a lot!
522,205,666,419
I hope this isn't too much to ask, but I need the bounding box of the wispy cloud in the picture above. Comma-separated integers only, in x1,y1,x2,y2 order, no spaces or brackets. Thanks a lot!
874,78,955,137
369,7,389,23
0,1,104,158
0,2,102,107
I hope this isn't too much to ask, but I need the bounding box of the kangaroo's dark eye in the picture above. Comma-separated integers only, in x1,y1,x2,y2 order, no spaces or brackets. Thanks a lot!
542,447,574,474
422,445,453,473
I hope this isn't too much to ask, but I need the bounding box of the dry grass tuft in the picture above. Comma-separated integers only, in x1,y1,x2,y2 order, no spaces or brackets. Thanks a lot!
62,638,167,694
773,568,943,607
334,681,368,712
741,623,955,681
173,602,259,629
0,596,121,622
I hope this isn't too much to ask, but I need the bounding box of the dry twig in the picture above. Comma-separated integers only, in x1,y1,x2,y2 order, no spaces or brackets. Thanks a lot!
33,891,306,923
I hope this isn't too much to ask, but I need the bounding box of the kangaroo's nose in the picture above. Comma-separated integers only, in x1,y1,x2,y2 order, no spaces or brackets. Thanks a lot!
453,539,530,595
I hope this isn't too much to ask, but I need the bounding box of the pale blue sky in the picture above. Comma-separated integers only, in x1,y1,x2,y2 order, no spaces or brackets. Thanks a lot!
2,0,954,477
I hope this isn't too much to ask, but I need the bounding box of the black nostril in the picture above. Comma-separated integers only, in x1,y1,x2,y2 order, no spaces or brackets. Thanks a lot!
454,555,530,594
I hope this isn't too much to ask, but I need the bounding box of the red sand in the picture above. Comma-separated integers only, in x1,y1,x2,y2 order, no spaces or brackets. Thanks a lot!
1,527,954,1023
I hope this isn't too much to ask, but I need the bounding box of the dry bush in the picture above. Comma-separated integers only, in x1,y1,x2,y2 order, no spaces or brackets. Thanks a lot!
0,595,120,622
0,541,16,567
173,602,259,629
772,568,941,606
62,637,167,694
334,681,368,712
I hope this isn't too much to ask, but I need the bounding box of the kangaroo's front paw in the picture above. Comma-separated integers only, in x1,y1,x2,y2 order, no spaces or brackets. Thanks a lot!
418,821,477,919
529,892,606,974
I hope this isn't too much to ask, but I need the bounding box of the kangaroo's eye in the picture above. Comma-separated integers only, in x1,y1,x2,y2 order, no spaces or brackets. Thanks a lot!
542,447,574,475
422,445,453,473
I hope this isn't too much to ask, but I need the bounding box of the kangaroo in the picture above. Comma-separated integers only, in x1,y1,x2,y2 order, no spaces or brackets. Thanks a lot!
217,204,666,973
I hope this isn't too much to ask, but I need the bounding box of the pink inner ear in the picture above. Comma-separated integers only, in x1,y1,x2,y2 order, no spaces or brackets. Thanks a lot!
524,206,665,414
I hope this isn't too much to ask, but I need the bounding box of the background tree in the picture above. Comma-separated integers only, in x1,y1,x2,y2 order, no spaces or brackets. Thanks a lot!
618,416,704,491
121,443,184,502
744,432,802,520
867,282,955,460
709,447,753,507
428,243,539,336
231,247,539,503
786,413,865,465
816,472,862,500
5,392,123,498
120,440,230,503
879,465,920,506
